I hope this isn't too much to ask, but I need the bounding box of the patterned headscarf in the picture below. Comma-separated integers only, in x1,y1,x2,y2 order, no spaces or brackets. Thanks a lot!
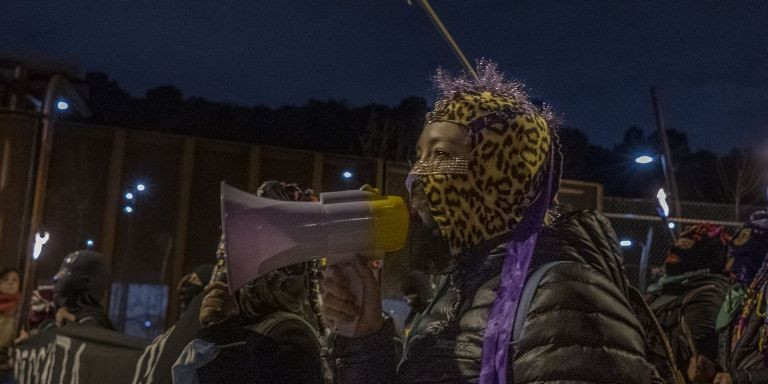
408,60,561,384
408,60,555,256
236,181,322,328
665,223,730,276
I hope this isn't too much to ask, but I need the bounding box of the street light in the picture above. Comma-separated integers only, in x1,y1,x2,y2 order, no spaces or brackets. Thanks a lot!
86,239,94,248
56,100,69,111
635,155,654,164
136,184,146,192
125,192,134,200
124,206,134,214
342,171,353,179
620,239,633,247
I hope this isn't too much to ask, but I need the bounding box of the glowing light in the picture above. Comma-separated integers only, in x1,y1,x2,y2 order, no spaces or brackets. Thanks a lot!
620,240,633,247
668,222,676,229
635,155,654,164
86,239,94,247
33,232,50,260
342,171,353,179
125,192,134,200
143,321,152,328
124,206,134,214
136,184,146,192
657,188,670,217
56,101,69,111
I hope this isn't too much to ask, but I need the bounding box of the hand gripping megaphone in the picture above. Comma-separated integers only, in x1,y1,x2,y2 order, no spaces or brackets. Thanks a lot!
220,182,410,292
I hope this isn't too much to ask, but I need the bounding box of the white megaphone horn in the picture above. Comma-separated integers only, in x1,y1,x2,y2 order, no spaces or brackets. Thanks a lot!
220,182,410,292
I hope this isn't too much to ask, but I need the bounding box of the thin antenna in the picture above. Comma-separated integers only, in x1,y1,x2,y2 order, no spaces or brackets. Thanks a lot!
411,0,479,82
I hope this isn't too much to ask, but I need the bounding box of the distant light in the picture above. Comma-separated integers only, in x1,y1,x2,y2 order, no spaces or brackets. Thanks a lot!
620,240,633,247
125,192,134,200
56,101,69,111
86,239,94,248
342,171,353,179
635,155,654,164
33,232,50,260
668,222,676,229
136,184,146,192
657,188,670,217
124,206,134,214
143,320,152,328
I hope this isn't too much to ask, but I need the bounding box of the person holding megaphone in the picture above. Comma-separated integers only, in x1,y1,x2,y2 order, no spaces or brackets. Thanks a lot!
320,61,667,384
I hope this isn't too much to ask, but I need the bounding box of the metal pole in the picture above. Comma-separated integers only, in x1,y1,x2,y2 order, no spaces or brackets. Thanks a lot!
650,87,682,217
16,74,65,334
414,0,478,81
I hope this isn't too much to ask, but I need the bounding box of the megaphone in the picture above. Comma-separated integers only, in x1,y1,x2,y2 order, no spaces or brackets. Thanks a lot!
220,182,410,292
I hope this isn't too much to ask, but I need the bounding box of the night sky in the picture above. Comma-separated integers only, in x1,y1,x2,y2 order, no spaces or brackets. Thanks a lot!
3,1,767,153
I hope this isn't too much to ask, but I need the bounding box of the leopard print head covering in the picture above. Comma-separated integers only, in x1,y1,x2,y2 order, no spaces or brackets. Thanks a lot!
409,60,556,255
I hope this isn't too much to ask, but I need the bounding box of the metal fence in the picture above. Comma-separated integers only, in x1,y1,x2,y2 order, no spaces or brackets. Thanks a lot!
603,196,762,290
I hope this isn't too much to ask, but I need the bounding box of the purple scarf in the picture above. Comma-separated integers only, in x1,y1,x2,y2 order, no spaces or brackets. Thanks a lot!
478,151,556,384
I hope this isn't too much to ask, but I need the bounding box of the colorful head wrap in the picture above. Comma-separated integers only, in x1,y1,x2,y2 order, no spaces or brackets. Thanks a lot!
407,60,561,384
665,223,730,276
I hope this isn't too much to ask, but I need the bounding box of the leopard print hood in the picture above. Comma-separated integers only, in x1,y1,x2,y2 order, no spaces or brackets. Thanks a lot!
409,60,555,255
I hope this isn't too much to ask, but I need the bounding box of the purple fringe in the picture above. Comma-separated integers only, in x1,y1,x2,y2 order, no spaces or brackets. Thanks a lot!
478,153,555,384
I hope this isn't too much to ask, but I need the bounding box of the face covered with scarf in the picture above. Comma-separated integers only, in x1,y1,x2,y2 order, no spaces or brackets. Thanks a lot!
728,211,768,283
408,61,553,257
664,223,730,276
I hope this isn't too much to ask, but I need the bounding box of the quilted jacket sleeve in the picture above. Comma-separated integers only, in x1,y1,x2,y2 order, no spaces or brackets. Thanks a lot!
512,261,655,384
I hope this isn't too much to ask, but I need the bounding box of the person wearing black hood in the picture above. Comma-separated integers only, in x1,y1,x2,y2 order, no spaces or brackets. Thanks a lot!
52,250,115,330
713,211,768,384
646,223,732,383
172,181,323,384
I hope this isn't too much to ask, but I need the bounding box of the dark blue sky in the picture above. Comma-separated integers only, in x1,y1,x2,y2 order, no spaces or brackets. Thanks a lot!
3,1,767,152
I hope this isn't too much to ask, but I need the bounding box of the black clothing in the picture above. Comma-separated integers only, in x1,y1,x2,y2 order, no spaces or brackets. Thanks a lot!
718,285,768,384
197,314,322,384
328,210,658,384
648,273,730,381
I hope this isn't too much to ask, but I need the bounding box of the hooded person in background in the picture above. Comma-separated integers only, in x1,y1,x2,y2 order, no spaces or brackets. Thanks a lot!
646,223,731,383
321,61,666,384
177,264,214,316
172,181,323,384
714,211,768,384
52,250,115,330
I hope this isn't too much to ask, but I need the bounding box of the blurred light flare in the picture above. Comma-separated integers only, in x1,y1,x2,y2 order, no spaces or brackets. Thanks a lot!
125,192,134,200
657,188,670,217
136,184,146,192
342,171,353,179
620,239,632,247
33,232,50,260
124,206,134,214
56,100,69,111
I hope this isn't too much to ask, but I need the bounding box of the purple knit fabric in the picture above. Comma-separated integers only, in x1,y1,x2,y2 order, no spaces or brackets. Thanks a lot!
478,152,555,384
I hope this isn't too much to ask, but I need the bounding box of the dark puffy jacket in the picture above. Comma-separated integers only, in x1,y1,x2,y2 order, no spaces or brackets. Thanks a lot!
328,210,660,384
197,313,322,384
647,273,730,381
718,285,768,384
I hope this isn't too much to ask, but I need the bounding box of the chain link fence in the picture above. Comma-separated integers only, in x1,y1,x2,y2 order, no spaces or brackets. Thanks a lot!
603,196,763,290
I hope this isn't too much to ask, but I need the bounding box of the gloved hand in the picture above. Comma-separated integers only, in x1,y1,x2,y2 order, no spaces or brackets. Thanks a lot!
198,281,237,327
